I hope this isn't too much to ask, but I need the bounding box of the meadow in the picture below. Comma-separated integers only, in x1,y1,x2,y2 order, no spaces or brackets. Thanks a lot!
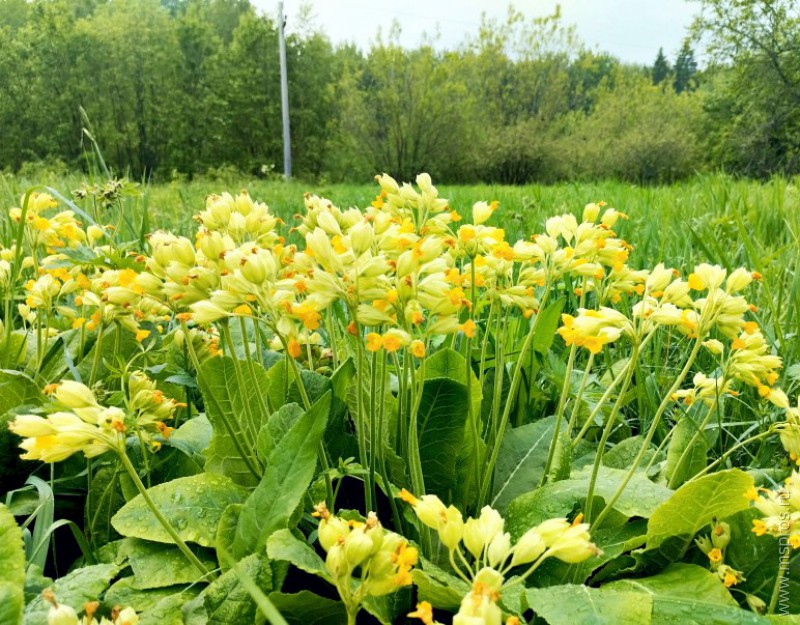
1,171,799,625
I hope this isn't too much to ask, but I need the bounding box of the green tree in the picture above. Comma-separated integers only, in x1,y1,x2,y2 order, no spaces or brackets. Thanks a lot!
693,0,800,175
673,40,698,93
652,47,671,85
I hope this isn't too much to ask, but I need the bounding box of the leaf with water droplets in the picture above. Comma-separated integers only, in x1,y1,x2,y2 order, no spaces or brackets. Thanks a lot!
111,474,248,547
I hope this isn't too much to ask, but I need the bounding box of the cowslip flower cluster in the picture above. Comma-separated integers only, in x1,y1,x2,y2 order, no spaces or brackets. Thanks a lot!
9,375,179,462
43,591,138,625
694,519,745,588
778,398,800,463
746,470,800,550
313,503,417,621
400,489,599,623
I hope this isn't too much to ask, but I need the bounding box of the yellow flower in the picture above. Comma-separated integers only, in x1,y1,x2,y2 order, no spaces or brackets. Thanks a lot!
707,547,723,564
408,601,435,624
287,338,302,359
460,319,476,338
411,340,425,358
366,333,383,352
135,329,151,342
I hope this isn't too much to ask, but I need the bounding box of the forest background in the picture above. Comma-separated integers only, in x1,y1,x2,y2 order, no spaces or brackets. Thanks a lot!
1,0,798,185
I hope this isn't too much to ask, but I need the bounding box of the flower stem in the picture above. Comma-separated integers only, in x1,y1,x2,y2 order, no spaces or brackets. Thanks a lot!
591,337,704,529
118,450,213,579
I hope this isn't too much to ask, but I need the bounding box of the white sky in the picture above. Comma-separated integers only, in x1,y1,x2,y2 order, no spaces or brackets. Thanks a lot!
252,0,701,65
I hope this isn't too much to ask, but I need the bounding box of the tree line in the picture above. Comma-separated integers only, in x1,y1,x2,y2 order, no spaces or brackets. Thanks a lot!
1,0,797,184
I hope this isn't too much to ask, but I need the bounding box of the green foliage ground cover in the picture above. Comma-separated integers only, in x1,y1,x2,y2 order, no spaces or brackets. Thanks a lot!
0,172,798,624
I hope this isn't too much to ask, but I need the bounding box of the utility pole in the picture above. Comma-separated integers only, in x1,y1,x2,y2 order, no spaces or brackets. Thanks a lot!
278,1,292,179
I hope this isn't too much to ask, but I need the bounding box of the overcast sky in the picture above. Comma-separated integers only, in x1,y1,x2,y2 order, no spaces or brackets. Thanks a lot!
251,0,700,65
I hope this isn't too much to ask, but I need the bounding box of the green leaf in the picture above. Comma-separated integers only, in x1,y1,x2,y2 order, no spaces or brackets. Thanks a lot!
645,469,754,560
491,416,568,512
266,529,330,583
256,403,304,463
200,356,269,487
123,538,216,589
424,348,482,416
411,558,470,611
214,504,242,572
665,417,707,488
525,584,653,625
506,466,672,540
603,436,657,470
233,392,331,558
605,563,738,606
203,554,273,624
105,578,189,613
139,589,204,625
0,504,25,625
24,564,119,625
268,591,347,624
417,377,469,499
167,415,212,460
531,297,565,354
111,474,248,547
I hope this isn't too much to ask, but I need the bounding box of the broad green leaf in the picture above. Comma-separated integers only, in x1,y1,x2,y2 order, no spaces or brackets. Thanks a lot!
603,436,657,470
105,578,187,613
264,358,289,414
531,297,565,354
417,377,469,499
411,558,470,611
233,393,331,558
111,474,248,547
0,504,25,625
424,348,482,417
665,417,707,488
650,596,770,624
85,463,126,546
605,563,737,606
257,402,304,463
203,554,273,625
266,529,330,582
491,416,568,512
507,466,672,540
123,538,216,589
288,369,332,406
645,469,754,559
24,564,119,625
167,415,212,459
268,591,346,624
214,504,242,572
525,584,652,625
139,589,203,625
200,356,269,487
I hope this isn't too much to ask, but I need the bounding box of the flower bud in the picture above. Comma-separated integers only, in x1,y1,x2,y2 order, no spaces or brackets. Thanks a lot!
349,221,374,256
487,531,512,567
511,528,546,566
325,544,349,580
55,381,98,409
438,506,464,551
47,604,78,625
344,528,374,568
582,203,600,223
711,521,732,550
318,516,349,552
